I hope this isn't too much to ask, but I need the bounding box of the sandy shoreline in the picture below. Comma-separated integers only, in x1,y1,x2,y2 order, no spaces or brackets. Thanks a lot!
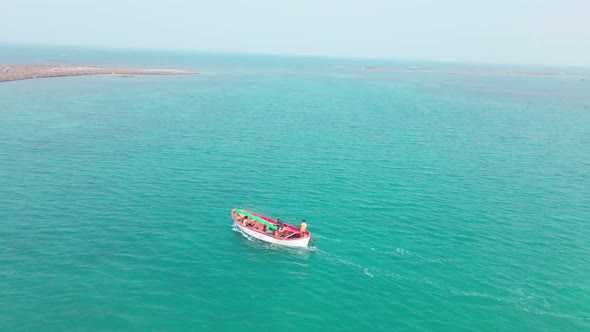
0,65,197,82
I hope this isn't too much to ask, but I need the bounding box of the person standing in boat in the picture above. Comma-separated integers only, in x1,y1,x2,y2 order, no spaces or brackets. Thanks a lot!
277,219,284,231
273,219,285,237
299,220,307,237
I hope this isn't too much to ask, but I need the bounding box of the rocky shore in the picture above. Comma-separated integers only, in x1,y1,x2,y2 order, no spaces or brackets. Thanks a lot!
0,65,197,82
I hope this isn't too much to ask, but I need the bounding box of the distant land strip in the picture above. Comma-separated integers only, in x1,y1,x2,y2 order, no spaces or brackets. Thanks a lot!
359,66,588,77
0,65,197,82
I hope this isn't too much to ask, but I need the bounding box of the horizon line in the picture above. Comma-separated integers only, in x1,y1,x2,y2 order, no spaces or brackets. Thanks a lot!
2,41,590,70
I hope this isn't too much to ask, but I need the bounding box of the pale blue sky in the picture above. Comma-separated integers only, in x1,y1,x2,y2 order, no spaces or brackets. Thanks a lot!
2,0,589,66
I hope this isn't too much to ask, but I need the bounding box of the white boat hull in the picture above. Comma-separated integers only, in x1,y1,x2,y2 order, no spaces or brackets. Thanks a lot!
235,221,310,248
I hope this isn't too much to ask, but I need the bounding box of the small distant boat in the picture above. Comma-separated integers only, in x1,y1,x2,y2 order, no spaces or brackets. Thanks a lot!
232,208,311,248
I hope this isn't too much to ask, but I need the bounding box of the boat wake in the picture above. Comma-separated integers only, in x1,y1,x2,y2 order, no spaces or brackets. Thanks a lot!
314,234,342,243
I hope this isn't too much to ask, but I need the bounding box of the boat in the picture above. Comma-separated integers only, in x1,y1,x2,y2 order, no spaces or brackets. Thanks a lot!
232,208,311,248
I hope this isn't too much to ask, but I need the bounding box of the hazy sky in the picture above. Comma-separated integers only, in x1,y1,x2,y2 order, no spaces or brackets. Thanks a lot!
2,0,589,66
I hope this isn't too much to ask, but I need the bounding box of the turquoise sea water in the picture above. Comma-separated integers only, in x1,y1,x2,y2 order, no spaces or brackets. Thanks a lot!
1,46,590,331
